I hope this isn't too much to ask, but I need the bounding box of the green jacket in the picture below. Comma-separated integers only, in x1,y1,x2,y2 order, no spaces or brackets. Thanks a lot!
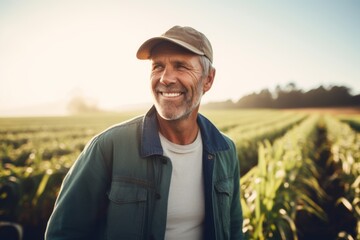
45,107,243,240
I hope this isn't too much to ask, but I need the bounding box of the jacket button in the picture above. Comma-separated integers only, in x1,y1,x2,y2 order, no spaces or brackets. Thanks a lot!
208,154,214,160
155,193,161,199
160,158,167,164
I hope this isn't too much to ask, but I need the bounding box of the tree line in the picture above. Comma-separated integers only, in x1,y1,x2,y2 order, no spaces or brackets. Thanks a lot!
204,83,360,109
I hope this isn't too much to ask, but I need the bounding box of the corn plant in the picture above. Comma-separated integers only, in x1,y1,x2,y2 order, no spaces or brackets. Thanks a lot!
324,116,360,239
241,115,326,239
228,113,307,175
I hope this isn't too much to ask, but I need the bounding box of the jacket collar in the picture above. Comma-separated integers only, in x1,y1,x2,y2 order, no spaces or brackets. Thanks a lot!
140,106,229,158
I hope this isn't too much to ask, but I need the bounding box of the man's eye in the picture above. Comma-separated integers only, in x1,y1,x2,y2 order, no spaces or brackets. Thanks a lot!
176,64,188,70
152,65,163,71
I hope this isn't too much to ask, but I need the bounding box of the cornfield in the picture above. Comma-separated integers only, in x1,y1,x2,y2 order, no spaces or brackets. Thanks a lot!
0,109,359,239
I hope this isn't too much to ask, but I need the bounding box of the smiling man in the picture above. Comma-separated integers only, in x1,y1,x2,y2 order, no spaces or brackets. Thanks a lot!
45,26,244,240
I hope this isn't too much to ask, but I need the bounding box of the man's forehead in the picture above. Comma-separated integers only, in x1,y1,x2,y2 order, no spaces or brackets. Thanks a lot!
150,53,201,68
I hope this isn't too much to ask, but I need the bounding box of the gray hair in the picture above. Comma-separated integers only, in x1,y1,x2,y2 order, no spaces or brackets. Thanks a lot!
199,55,214,77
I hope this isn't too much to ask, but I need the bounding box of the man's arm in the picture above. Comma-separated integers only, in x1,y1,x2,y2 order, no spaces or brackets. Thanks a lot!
45,136,111,240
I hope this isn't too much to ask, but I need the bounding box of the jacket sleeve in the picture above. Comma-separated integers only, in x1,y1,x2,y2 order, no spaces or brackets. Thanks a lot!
230,141,244,240
45,135,111,240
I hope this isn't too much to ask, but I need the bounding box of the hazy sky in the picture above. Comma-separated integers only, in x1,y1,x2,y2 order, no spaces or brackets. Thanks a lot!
0,0,359,115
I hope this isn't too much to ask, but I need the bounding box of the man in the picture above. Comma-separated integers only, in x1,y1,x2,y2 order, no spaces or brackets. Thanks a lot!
45,25,243,240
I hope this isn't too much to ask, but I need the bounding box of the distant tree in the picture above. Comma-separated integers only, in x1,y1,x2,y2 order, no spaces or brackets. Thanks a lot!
284,82,297,92
351,94,360,106
270,83,301,108
302,86,328,107
302,86,353,107
236,93,261,108
328,86,353,106
256,89,274,108
203,83,359,109
202,99,235,109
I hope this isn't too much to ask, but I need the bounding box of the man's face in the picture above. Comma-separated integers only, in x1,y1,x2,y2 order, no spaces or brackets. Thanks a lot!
150,43,209,121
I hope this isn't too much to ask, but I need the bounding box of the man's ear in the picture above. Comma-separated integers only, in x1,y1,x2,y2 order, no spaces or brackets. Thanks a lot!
203,68,216,93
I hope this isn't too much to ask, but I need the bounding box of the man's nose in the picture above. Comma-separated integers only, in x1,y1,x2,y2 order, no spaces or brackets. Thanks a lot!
159,68,177,85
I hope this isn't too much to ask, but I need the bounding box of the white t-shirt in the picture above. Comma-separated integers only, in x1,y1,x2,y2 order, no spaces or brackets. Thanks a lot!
159,131,205,240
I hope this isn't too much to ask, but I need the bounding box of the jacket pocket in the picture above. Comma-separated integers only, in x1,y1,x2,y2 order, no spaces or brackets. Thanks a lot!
215,178,233,239
106,181,148,240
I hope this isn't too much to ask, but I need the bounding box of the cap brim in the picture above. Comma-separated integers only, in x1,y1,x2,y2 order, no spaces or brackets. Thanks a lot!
136,36,205,60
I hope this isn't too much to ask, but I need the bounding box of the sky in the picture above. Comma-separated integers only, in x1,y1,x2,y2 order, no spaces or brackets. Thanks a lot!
0,0,359,116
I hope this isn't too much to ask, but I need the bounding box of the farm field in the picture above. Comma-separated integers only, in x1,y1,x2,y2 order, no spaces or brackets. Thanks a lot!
1,108,359,239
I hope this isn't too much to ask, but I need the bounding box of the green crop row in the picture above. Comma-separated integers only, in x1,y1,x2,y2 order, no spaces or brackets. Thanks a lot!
240,115,326,239
340,117,360,133
202,109,292,133
227,113,307,175
324,116,360,239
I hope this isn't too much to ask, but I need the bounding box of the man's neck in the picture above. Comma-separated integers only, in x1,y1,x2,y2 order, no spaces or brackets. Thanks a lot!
157,112,199,145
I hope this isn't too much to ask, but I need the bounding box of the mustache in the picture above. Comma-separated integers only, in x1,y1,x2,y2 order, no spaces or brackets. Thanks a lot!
155,85,186,93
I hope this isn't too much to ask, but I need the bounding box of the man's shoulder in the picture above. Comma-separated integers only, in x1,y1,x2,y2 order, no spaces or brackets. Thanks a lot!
96,114,144,140
220,132,235,146
198,113,235,152
199,115,236,147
